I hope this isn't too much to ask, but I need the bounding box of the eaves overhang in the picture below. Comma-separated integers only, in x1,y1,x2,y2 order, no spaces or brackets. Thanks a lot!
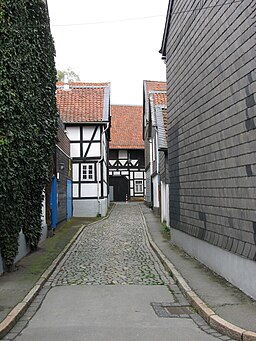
159,0,175,59
155,105,168,150
64,121,109,125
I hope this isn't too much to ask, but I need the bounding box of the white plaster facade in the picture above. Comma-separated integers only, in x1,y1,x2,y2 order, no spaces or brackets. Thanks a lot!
66,124,109,217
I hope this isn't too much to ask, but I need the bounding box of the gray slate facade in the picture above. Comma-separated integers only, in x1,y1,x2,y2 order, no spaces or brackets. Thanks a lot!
160,0,256,297
156,107,169,185
143,81,167,208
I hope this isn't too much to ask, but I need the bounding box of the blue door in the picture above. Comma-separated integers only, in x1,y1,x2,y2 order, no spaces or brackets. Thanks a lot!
67,179,72,221
50,176,58,228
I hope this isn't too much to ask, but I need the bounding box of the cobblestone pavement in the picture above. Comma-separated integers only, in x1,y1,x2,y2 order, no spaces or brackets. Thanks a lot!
4,203,235,340
47,203,169,286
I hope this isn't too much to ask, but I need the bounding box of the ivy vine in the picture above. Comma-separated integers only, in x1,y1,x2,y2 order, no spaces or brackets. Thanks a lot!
0,0,58,269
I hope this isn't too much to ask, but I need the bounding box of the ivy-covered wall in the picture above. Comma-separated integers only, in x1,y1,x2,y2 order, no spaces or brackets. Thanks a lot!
0,0,58,269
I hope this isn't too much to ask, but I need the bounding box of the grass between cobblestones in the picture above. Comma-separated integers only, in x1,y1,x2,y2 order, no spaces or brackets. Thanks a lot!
0,216,101,323
6,217,100,286
161,222,171,241
21,217,101,277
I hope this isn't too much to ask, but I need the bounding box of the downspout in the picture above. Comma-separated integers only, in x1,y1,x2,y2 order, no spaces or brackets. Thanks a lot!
97,123,110,216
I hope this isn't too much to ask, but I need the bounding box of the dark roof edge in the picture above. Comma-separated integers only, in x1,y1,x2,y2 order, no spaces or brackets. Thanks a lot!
158,146,168,152
159,0,175,59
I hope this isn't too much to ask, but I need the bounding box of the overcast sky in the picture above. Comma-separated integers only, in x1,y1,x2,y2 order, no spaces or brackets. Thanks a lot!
47,0,168,105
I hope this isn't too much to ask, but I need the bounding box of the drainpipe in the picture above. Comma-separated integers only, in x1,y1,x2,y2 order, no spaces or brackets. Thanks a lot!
97,123,109,216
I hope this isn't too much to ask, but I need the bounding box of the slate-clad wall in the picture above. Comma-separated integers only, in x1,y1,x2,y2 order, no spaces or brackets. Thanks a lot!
160,151,168,184
166,0,256,260
55,119,72,224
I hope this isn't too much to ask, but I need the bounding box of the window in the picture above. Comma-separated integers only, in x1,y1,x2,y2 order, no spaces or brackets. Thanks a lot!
135,180,143,193
81,164,94,181
109,149,118,160
119,150,127,159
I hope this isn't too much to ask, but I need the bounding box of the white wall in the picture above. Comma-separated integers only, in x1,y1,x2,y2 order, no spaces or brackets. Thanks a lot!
161,182,170,227
152,175,159,209
73,198,108,217
165,185,170,227
172,229,256,300
80,183,97,197
66,126,80,140
83,126,100,140
0,194,48,275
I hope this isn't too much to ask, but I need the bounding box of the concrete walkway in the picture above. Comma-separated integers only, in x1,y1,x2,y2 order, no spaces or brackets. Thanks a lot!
0,203,255,340
140,204,256,340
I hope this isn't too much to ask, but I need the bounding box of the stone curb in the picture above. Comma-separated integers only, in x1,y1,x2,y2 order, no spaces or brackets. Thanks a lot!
0,204,116,339
139,206,256,341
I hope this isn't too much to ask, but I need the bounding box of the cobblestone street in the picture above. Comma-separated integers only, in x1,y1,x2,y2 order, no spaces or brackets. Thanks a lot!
5,203,234,340
48,203,169,287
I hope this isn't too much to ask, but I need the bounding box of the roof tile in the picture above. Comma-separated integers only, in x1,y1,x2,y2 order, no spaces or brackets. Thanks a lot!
56,82,110,123
152,92,167,106
145,80,167,93
110,105,144,149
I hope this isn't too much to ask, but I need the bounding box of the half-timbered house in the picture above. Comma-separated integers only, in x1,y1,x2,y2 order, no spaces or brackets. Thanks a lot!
56,82,110,217
143,81,167,214
109,105,145,201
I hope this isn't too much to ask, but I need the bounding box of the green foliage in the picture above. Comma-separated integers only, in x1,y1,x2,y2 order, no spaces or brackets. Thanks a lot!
57,67,80,82
0,0,58,268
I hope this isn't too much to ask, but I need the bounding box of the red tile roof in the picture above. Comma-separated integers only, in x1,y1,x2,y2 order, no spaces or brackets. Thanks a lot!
151,92,167,106
144,80,166,94
143,80,167,123
110,105,144,149
56,82,110,123
57,82,109,87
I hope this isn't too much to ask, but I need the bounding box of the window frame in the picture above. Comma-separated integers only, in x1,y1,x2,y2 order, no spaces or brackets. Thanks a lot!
134,179,143,193
81,163,95,181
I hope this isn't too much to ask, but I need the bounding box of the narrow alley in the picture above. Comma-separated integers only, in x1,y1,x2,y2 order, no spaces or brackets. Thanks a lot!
5,204,233,341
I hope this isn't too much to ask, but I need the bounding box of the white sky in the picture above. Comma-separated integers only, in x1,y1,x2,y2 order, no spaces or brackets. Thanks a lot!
47,0,168,105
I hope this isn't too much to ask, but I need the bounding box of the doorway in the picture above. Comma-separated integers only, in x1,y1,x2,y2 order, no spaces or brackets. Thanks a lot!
109,176,129,201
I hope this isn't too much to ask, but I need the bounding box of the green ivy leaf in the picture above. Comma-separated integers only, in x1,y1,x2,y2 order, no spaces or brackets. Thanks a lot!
0,0,58,268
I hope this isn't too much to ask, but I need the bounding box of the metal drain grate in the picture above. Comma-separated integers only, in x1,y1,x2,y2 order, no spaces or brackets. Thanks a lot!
151,302,193,318
165,306,192,315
